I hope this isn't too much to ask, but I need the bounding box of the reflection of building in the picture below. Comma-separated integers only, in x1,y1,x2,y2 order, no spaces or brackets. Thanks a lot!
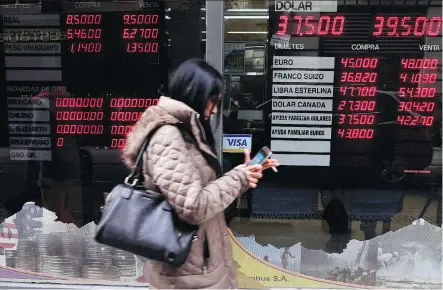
0,0,442,288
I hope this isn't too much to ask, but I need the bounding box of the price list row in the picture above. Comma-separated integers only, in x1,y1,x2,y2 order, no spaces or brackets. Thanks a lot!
54,95,158,148
65,13,161,55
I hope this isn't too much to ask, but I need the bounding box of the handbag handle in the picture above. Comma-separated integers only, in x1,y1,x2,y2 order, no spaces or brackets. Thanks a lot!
124,137,150,187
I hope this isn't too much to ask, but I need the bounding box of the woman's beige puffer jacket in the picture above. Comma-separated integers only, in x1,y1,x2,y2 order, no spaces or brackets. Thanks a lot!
122,96,250,289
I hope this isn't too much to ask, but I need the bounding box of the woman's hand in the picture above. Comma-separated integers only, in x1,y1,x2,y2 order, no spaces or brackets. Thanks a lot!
236,164,263,188
243,149,280,171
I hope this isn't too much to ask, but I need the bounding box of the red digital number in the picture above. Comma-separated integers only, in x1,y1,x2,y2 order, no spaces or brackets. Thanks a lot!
337,128,374,139
398,101,435,112
399,73,438,84
337,100,376,111
279,15,345,36
398,87,436,98
70,43,102,53
340,72,378,83
339,86,376,97
110,125,133,135
338,114,375,125
122,28,159,39
373,16,442,36
123,14,159,25
276,14,288,35
66,14,101,25
55,97,104,108
111,138,126,149
110,111,143,122
397,115,434,126
400,58,439,69
126,42,159,53
56,124,104,135
110,98,158,108
340,58,378,69
56,111,104,121
67,28,101,39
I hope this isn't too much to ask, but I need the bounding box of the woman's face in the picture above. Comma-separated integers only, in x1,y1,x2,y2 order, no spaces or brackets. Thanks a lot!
204,94,222,120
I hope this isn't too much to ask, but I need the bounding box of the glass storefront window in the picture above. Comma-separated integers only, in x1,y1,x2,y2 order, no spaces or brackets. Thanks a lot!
0,0,204,286
223,0,442,289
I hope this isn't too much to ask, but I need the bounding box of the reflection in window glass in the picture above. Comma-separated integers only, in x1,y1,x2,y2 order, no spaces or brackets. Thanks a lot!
224,1,442,289
0,0,204,285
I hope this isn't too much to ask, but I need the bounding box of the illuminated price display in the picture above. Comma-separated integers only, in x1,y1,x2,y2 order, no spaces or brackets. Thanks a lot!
66,14,102,54
55,6,165,149
396,58,439,129
54,96,159,148
372,16,442,37
276,15,345,36
338,114,376,125
266,6,441,172
337,57,379,140
64,12,163,61
109,97,158,148
276,15,442,38
122,14,160,55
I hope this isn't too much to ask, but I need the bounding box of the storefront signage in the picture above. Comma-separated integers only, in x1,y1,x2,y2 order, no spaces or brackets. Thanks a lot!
7,97,49,109
271,126,331,139
274,1,338,12
271,140,331,153
9,136,52,148
9,149,52,161
273,70,335,83
272,99,333,111
3,14,60,27
8,123,51,135
272,84,333,98
271,153,331,166
273,56,335,69
4,42,62,54
272,112,333,125
7,110,50,122
223,134,252,153
273,37,319,50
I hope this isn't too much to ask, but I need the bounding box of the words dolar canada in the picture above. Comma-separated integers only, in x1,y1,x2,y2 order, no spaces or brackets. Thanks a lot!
273,100,327,109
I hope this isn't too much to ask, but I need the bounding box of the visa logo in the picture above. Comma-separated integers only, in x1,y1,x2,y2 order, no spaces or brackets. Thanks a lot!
227,138,247,147
223,134,251,153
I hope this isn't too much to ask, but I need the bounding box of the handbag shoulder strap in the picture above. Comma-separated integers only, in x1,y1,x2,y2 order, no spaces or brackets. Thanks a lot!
124,124,187,187
124,136,150,186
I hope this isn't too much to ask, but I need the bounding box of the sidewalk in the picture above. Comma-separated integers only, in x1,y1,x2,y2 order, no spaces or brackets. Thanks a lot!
0,281,146,290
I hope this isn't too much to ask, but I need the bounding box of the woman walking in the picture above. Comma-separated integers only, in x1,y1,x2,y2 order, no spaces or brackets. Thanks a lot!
122,59,278,289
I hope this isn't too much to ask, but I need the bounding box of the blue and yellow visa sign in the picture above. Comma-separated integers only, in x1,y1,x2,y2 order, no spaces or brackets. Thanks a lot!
223,134,252,153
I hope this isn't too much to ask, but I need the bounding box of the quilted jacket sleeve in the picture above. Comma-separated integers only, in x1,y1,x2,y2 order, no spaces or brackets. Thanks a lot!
146,125,250,225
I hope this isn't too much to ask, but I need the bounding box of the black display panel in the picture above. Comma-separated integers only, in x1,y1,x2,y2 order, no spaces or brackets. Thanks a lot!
0,1,167,162
266,4,442,185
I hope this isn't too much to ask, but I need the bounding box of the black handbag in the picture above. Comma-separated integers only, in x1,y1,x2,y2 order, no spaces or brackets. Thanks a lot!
94,133,198,267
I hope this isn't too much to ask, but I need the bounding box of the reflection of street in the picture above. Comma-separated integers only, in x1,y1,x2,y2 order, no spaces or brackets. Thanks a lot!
281,247,295,269
231,189,442,288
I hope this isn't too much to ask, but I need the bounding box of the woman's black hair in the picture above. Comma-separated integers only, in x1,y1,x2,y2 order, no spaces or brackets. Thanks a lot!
168,59,224,147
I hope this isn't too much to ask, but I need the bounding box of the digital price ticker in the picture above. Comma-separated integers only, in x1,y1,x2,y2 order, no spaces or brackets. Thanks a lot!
1,2,167,162
276,14,442,37
267,2,441,172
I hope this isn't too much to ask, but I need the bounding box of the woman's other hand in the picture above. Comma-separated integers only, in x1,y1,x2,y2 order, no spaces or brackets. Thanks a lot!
243,149,280,171
235,164,263,188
